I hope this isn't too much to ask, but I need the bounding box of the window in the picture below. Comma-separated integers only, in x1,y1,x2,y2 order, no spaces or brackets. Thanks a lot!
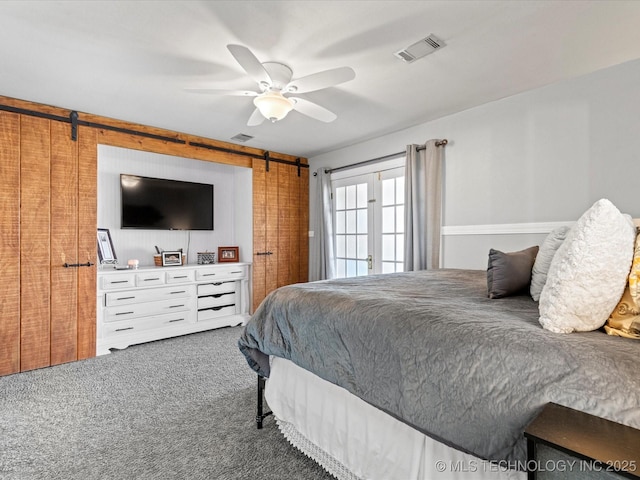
332,160,404,278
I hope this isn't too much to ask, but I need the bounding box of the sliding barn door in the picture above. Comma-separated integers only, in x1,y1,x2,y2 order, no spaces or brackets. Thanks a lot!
0,112,96,375
252,159,309,312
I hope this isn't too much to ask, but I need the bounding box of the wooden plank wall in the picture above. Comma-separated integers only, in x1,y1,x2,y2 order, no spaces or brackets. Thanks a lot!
252,159,268,312
50,120,79,365
0,112,21,374
20,116,52,371
77,126,97,360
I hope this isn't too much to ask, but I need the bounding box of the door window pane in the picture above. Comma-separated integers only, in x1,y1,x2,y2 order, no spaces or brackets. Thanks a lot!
382,178,395,206
336,235,346,257
346,260,357,278
382,206,395,233
346,235,357,258
336,259,346,278
396,205,404,233
346,210,356,233
346,185,356,209
357,209,367,233
357,260,368,276
357,183,368,208
335,210,345,234
395,178,404,204
357,235,368,258
336,187,345,210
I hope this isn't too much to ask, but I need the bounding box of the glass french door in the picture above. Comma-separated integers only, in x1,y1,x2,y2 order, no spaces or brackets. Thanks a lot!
332,166,404,278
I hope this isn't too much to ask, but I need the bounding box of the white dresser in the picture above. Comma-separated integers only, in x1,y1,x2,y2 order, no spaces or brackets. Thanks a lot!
97,263,250,355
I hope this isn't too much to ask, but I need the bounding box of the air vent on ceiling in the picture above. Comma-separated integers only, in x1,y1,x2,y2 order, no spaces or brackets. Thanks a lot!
231,133,254,143
394,34,445,64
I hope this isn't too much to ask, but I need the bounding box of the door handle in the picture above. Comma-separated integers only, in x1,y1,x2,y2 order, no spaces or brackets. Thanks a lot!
63,262,94,268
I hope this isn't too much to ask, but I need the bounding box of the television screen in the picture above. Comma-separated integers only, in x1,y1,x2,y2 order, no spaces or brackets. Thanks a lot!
121,174,213,230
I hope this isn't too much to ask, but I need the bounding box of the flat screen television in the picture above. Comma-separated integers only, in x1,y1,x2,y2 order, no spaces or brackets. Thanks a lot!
120,174,214,230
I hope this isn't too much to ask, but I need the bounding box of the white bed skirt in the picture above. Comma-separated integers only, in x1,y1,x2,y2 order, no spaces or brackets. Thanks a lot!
265,357,525,480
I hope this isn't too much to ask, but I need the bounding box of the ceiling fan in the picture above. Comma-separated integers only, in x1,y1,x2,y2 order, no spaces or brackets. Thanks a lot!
187,44,356,126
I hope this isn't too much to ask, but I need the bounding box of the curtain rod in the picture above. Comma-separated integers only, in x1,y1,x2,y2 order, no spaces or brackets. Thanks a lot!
316,139,448,176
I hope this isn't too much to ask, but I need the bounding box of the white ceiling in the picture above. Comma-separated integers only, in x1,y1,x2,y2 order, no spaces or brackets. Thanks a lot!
1,1,640,158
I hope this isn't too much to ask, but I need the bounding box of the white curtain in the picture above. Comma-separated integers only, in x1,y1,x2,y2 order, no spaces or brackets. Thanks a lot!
404,140,444,271
309,167,335,281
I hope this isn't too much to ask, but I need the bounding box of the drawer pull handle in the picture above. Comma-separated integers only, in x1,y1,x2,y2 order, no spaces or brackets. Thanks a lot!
199,304,234,312
230,271,242,274
115,311,134,316
169,318,185,323
169,304,185,309
115,327,134,332
170,291,187,295
116,296,136,301
112,280,129,284
173,275,188,279
212,282,223,286
206,292,233,299
143,277,161,281
201,273,216,277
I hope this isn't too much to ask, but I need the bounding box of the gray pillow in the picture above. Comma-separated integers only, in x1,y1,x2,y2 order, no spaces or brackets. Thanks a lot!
530,226,570,301
487,246,539,299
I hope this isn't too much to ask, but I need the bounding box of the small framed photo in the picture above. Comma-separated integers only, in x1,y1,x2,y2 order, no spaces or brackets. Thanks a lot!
162,251,183,266
218,246,239,263
97,228,117,264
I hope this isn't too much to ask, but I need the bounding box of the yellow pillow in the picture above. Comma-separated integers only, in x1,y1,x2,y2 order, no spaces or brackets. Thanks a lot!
605,229,640,339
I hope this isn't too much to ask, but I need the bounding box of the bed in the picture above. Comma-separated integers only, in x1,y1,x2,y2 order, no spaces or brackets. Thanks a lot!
238,201,640,479
238,269,639,479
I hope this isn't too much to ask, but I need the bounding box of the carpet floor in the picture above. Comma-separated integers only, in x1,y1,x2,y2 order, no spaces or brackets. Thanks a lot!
0,327,335,480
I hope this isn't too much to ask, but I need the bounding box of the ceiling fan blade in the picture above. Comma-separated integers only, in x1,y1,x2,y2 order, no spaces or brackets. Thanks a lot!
184,88,258,97
227,44,272,87
285,67,355,94
289,97,337,123
247,108,266,126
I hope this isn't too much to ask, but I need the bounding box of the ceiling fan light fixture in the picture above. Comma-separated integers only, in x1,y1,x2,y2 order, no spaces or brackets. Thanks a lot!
253,91,294,122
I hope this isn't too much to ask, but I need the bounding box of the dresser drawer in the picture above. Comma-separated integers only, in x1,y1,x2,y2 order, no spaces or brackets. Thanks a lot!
104,297,192,322
101,274,135,290
197,304,236,321
105,285,194,306
135,271,165,286
195,265,246,281
197,281,236,297
198,292,236,309
102,311,193,337
166,270,195,284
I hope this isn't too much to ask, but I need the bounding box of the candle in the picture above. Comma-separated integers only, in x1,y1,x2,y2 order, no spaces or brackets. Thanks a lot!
128,259,139,269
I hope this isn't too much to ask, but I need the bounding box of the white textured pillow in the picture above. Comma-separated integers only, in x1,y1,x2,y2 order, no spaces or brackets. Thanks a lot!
530,226,570,301
539,199,636,333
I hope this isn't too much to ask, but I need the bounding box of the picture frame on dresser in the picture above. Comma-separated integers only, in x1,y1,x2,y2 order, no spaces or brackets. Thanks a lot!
218,246,239,263
162,251,183,266
97,228,117,264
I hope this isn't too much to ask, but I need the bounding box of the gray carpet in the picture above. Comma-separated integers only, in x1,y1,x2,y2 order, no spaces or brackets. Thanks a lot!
0,327,335,480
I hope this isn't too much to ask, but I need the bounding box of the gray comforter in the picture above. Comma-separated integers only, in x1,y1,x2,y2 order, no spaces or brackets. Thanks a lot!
238,269,640,465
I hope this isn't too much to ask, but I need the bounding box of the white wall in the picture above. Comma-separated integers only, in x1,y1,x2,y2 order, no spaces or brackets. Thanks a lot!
309,58,640,270
98,145,252,266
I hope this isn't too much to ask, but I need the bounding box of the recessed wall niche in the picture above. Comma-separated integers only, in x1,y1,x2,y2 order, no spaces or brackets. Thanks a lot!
97,145,252,267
